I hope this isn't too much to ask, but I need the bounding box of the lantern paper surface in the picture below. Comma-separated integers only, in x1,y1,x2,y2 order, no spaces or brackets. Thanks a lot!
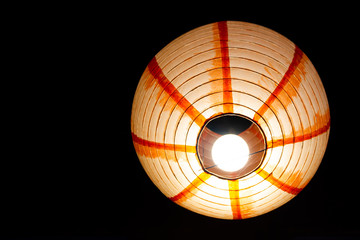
131,21,330,219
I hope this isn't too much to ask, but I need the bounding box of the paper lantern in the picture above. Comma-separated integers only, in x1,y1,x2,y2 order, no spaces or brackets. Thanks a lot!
131,21,330,219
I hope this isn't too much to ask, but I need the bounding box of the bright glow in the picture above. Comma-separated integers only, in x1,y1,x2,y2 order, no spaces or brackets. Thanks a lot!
211,134,249,172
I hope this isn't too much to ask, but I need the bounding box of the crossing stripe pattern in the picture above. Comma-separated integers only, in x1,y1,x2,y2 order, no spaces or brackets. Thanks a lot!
131,21,330,219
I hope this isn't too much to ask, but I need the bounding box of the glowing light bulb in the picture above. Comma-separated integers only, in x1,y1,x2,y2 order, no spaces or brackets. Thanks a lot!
211,134,249,172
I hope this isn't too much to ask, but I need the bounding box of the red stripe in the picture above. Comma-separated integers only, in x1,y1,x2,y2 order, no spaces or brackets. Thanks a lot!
228,180,242,219
256,167,303,195
218,21,233,113
169,172,211,203
254,46,303,122
268,109,330,148
148,57,206,127
131,132,196,155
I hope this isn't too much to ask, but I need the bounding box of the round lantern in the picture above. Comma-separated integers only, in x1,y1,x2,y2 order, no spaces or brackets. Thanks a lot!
131,21,330,219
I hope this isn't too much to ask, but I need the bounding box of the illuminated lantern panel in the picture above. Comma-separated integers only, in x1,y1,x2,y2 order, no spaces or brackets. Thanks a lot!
131,21,330,220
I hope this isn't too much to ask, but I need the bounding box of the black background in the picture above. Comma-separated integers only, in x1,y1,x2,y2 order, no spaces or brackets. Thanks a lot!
4,2,360,240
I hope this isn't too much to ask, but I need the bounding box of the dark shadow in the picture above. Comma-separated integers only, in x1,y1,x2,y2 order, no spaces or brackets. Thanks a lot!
205,114,253,135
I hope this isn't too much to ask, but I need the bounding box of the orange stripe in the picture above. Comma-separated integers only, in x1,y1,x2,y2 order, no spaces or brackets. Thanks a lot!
228,180,242,219
218,21,233,113
258,111,330,194
255,168,303,195
148,57,206,127
131,132,196,156
253,46,303,123
169,172,211,203
268,110,330,148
